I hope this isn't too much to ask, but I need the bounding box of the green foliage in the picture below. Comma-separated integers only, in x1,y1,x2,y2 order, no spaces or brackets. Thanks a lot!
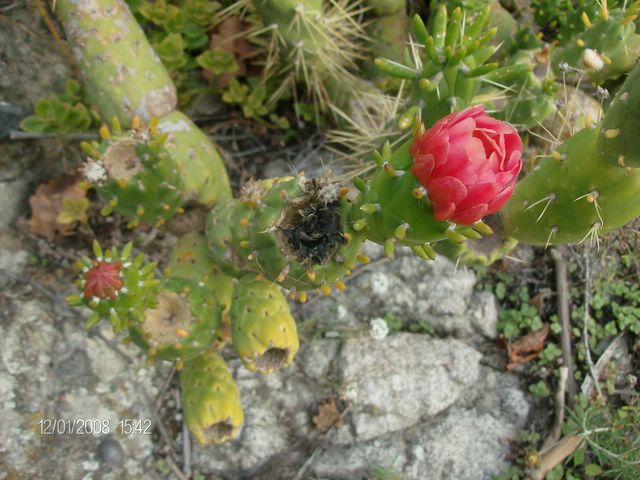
20,79,94,133
528,380,551,399
492,272,544,340
153,33,188,70
197,48,239,76
564,398,640,480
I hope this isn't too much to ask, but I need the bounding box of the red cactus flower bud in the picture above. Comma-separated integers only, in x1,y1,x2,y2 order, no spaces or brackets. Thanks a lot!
410,105,523,225
83,261,123,300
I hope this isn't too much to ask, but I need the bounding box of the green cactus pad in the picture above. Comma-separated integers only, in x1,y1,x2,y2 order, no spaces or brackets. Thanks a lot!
128,277,224,362
596,61,640,168
207,176,365,293
181,350,244,444
230,276,299,374
502,127,640,245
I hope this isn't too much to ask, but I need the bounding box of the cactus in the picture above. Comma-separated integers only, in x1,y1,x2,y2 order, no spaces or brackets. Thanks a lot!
374,2,532,127
81,117,186,228
67,241,160,331
206,176,366,296
502,61,640,246
128,277,224,363
230,275,300,373
181,350,244,445
551,3,640,83
54,0,177,127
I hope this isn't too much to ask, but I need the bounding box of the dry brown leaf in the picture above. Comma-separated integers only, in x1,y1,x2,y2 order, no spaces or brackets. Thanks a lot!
29,174,88,240
312,398,343,430
206,16,253,86
507,323,550,370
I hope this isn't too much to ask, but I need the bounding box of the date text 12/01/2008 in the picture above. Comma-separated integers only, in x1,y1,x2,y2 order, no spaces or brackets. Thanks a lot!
38,418,152,435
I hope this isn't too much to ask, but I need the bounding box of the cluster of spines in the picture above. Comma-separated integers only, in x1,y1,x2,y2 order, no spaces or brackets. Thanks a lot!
67,240,159,332
80,115,186,229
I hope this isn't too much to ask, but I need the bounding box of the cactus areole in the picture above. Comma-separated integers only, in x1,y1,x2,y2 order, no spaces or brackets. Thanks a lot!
410,106,523,225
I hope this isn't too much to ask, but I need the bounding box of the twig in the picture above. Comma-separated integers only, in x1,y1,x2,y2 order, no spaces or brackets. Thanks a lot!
551,246,578,405
582,250,603,399
9,130,98,140
182,417,192,478
542,366,569,450
164,455,189,480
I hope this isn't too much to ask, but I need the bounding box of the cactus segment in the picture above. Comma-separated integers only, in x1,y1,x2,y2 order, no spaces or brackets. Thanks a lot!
355,139,451,246
181,351,244,444
435,228,518,266
128,277,223,362
207,177,365,291
230,276,299,374
55,0,176,126
376,2,531,127
167,233,234,342
83,120,186,227
157,111,231,206
596,61,640,168
551,6,640,83
502,127,640,246
250,0,369,114
68,241,160,332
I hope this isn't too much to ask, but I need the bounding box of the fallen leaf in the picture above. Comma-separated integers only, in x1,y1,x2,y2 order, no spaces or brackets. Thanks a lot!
29,174,89,240
206,16,253,86
506,323,550,370
312,398,343,430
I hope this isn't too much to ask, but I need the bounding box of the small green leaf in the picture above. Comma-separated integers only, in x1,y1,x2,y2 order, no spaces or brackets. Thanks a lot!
584,464,603,476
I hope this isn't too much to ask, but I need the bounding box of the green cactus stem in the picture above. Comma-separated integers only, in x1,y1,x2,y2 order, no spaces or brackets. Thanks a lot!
167,232,234,340
157,111,231,206
596,60,640,168
181,350,244,444
249,0,370,115
502,127,640,246
81,117,186,228
230,275,299,374
54,0,177,127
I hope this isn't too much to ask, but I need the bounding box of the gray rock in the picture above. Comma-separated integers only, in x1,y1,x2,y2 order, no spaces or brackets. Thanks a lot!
0,238,29,288
313,431,407,479
0,300,157,479
468,290,499,339
339,333,481,441
404,408,522,480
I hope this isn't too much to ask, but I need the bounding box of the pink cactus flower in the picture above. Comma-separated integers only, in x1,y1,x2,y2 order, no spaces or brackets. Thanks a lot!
84,261,123,300
410,105,523,225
